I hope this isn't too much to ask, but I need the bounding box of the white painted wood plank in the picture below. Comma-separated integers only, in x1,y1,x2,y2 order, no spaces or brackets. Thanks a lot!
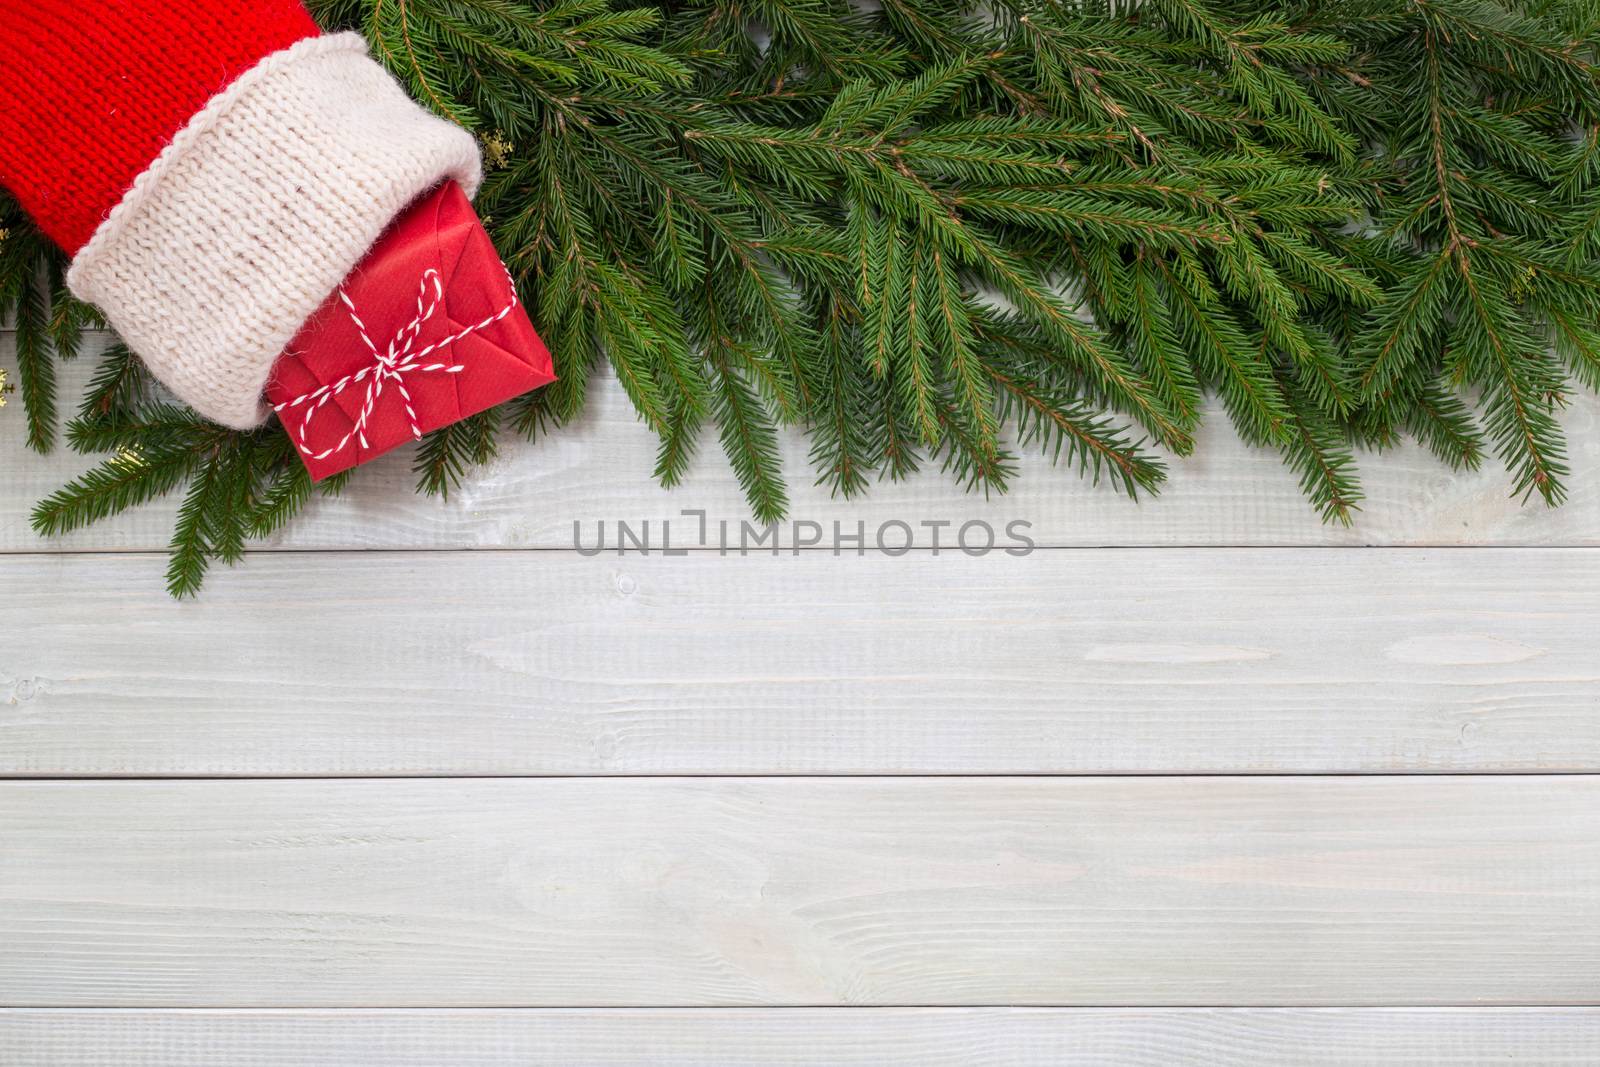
5,333,1599,551
3,776,1599,1006
4,549,1598,775
2,1008,1598,1065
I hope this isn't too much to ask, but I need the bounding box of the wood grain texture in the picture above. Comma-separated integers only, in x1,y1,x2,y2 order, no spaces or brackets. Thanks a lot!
4,776,1600,1006
3,1008,1598,1065
6,333,1600,553
3,548,1599,776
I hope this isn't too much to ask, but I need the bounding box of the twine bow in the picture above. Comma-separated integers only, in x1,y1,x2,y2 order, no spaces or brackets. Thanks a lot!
274,265,519,460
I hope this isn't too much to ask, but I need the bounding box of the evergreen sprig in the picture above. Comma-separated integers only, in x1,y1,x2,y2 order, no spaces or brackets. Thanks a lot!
3,0,1599,594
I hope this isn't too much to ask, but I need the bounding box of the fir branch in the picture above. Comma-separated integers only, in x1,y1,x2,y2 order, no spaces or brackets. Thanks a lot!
0,215,66,453
248,461,315,539
31,445,202,538
8,271,55,453
987,362,1166,497
77,342,151,422
9,0,1600,593
1404,377,1487,471
807,291,875,497
1273,368,1364,524
709,351,789,521
415,408,502,497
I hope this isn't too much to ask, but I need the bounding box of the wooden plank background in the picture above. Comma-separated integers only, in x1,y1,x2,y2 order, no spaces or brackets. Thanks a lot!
4,332,1599,1063
4,1009,1599,1065
5,776,1600,1007
3,549,1598,776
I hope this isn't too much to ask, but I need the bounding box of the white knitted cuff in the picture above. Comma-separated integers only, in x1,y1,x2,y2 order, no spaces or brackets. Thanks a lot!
66,33,483,430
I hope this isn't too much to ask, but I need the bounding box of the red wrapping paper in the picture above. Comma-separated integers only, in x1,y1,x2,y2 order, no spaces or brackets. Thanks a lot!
266,181,556,480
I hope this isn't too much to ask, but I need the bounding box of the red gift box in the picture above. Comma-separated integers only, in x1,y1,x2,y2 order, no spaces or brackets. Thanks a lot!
267,181,556,480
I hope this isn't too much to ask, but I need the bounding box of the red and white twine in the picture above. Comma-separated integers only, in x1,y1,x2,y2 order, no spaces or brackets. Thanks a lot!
274,265,519,460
